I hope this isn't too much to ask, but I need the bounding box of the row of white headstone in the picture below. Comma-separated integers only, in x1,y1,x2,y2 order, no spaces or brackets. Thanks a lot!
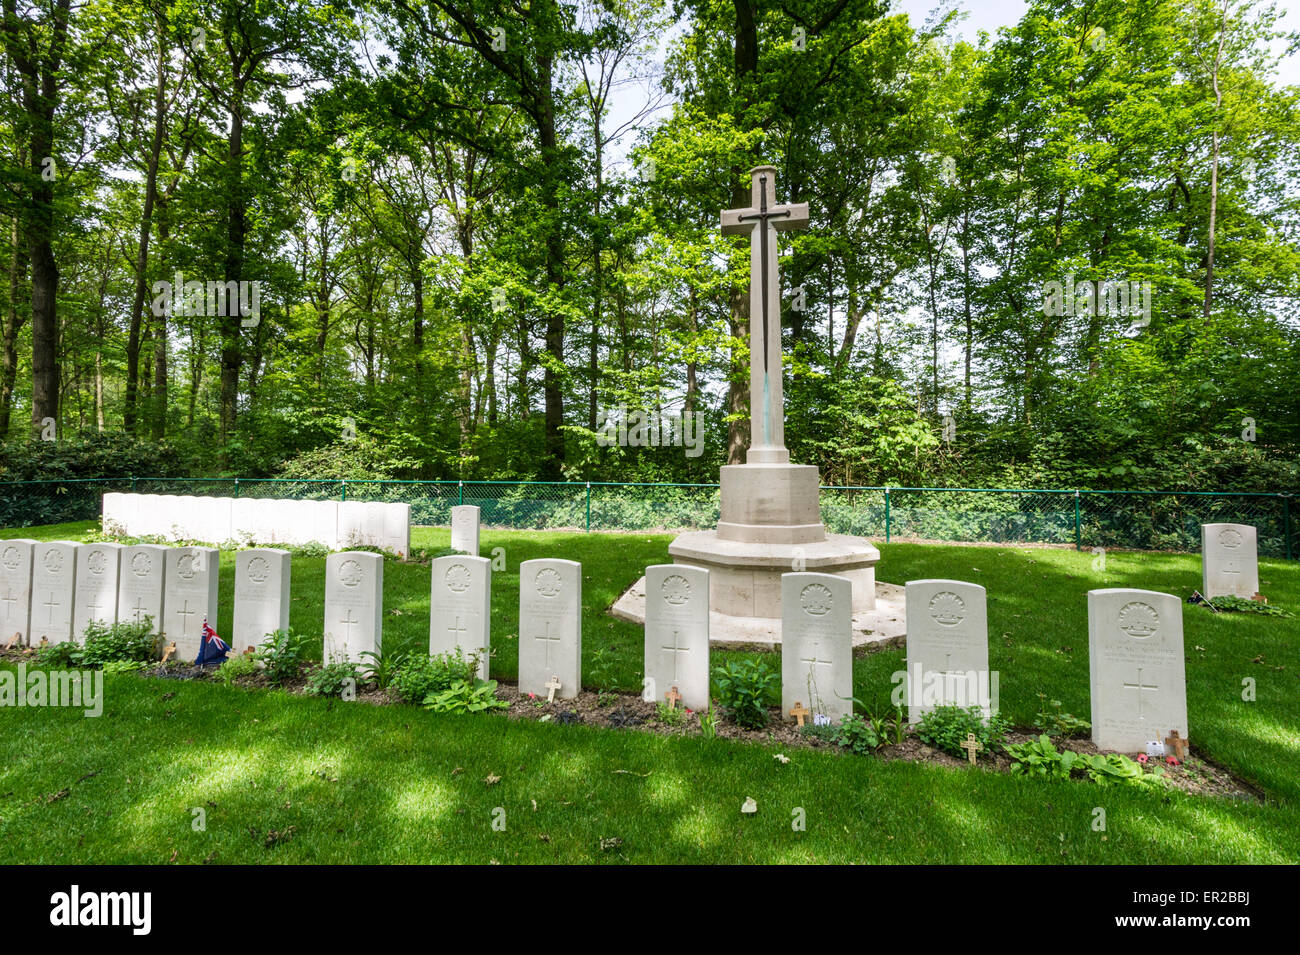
101,492,411,558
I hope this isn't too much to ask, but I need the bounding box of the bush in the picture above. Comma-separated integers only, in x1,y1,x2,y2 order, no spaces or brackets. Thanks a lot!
391,650,479,704
216,653,259,685
78,619,158,667
305,662,360,698
254,629,311,686
915,705,1010,760
423,678,508,714
712,659,778,729
831,713,882,755
34,640,80,667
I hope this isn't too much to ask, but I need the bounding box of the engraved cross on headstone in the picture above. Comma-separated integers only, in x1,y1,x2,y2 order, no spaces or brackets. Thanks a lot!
448,615,468,640
129,597,148,623
1122,667,1159,720
661,629,689,682
43,592,60,623
176,599,197,634
535,619,560,668
721,165,809,464
1,588,16,614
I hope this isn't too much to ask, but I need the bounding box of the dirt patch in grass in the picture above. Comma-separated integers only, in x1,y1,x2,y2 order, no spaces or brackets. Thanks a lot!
0,646,1261,802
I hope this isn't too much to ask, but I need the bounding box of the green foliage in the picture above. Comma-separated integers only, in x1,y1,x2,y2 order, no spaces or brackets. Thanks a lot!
656,701,686,726
699,707,718,740
254,629,311,687
1033,694,1092,737
1006,734,1082,779
1207,596,1293,617
216,654,259,685
77,619,158,667
831,713,882,755
100,659,149,675
34,641,81,668
390,650,479,704
915,706,1010,760
359,649,403,689
305,662,360,698
422,679,508,714
1006,735,1166,790
712,659,778,729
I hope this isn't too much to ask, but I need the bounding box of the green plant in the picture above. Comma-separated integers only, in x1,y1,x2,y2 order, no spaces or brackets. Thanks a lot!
359,649,405,689
216,653,259,685
699,707,718,740
254,629,310,686
1206,595,1293,617
423,679,508,714
1006,734,1080,779
1078,752,1167,788
831,713,883,755
390,650,479,704
100,659,149,675
587,646,619,696
915,705,1010,760
712,659,778,729
656,701,686,726
799,721,838,744
77,619,158,666
305,662,360,698
34,640,80,667
1033,693,1092,737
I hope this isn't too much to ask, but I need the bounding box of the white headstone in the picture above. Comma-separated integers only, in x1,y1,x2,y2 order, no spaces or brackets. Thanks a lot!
231,497,258,542
1088,588,1188,752
450,505,481,556
337,501,369,549
643,564,710,712
429,555,491,680
781,572,853,722
167,496,198,541
323,551,383,664
101,492,123,535
73,543,123,640
163,546,220,661
117,544,168,634
0,539,36,646
232,548,292,655
518,558,581,699
904,579,991,723
30,541,78,645
1201,523,1259,599
383,501,411,558
198,496,233,543
312,499,340,548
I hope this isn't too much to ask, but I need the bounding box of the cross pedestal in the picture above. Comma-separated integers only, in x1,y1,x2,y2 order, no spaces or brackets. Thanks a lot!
668,166,880,625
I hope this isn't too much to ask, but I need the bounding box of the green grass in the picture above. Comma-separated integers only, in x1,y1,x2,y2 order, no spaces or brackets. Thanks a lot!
2,523,1298,863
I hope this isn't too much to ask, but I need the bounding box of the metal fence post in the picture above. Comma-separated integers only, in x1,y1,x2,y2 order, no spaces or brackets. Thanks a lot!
130,475,137,492
234,478,241,498
1074,490,1081,550
885,487,891,542
341,479,347,502
586,482,592,532
1284,493,1293,561
458,480,464,506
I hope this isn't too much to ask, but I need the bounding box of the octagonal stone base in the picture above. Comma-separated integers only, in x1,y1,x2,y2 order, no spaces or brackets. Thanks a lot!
668,529,880,618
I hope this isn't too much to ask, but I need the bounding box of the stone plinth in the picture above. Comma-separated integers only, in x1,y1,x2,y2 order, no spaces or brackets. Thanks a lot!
668,462,880,624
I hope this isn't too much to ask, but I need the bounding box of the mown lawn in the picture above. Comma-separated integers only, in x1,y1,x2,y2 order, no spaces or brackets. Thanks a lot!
1,522,1297,863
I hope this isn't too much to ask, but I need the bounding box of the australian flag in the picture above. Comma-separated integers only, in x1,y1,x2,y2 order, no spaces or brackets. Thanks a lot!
195,618,231,667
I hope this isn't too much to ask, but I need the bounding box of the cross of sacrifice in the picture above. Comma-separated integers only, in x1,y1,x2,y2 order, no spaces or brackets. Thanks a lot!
665,686,682,711
1122,667,1159,720
1164,730,1189,760
959,733,982,765
790,701,811,727
535,619,561,668
545,675,562,704
448,616,468,640
721,165,809,464
661,630,690,682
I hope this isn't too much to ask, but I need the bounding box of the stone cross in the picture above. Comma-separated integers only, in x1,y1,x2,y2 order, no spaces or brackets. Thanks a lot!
790,701,811,727
1164,729,1189,760
545,675,562,704
721,165,809,464
959,733,982,765
664,686,682,710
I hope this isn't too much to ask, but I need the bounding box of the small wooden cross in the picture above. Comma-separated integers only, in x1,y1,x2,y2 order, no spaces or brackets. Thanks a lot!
1164,730,1189,760
39,636,49,648
243,645,256,656
161,641,177,663
1251,592,1267,604
3,631,20,651
959,733,983,765
790,701,810,727
664,686,682,711
544,675,562,704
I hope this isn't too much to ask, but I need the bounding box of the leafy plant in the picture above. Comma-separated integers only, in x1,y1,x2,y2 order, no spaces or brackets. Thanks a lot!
1033,693,1092,737
254,629,310,686
656,701,686,726
699,707,718,740
390,650,479,704
1078,752,1166,788
77,619,158,666
799,720,838,744
216,653,259,685
423,679,508,714
1006,734,1081,779
915,705,1010,760
1206,595,1293,617
101,659,149,675
305,662,360,698
712,659,778,729
831,713,882,755
34,640,80,667
359,649,405,689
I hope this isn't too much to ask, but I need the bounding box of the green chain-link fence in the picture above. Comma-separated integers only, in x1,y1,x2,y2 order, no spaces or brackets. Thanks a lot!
0,477,1293,559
